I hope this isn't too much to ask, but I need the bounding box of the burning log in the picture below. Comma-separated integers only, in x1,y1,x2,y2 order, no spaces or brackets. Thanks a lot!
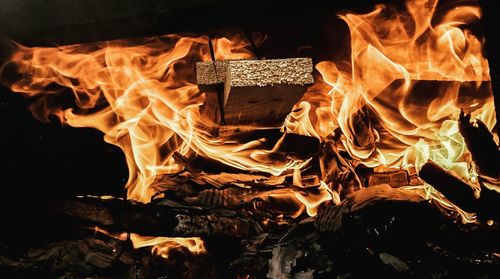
458,111,500,180
52,196,255,238
315,184,425,232
197,58,313,127
479,0,500,136
419,160,478,213
351,107,376,149
420,160,500,221
169,130,319,175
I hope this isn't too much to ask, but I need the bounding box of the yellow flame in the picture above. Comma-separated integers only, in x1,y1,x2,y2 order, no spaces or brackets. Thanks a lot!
131,234,205,257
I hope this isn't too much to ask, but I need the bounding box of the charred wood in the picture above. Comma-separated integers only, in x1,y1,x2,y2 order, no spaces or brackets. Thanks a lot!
171,132,319,175
365,170,410,187
419,160,479,213
315,184,425,232
479,0,500,136
420,160,500,221
52,196,255,238
458,111,500,180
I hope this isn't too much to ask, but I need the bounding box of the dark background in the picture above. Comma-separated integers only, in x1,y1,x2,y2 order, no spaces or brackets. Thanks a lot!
0,0,497,249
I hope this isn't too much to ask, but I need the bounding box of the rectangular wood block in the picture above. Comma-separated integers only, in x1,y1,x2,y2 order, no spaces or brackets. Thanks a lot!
197,58,313,127
224,58,313,126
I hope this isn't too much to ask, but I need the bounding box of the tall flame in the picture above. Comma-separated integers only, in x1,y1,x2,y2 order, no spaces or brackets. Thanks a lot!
288,0,495,220
1,34,269,254
2,34,304,203
292,0,492,164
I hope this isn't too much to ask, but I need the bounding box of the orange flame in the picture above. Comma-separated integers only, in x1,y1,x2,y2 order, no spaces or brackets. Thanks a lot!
288,0,494,221
0,34,267,252
0,0,495,251
131,234,206,258
1,34,302,203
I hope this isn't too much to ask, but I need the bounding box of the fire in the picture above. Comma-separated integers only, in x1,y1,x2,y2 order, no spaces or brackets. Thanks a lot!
131,234,206,258
0,34,264,254
1,34,295,204
288,0,495,220
0,0,495,255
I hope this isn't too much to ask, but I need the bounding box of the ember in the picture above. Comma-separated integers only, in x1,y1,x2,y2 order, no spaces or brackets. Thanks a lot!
0,0,498,278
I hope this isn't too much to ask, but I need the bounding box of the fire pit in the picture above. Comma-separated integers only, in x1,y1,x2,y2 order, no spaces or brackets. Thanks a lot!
0,0,498,278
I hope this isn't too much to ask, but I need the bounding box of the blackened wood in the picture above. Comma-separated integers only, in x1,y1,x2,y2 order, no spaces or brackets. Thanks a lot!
351,107,376,149
479,0,500,136
270,132,320,156
52,197,253,238
419,160,478,212
171,131,319,174
420,160,500,220
315,184,425,232
217,128,319,155
458,111,499,179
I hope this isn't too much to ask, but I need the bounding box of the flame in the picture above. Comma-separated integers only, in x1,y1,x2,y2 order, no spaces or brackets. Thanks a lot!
0,34,267,254
0,0,495,254
91,226,206,256
1,33,302,204
288,0,494,221
301,0,492,166
131,234,206,258
294,181,334,216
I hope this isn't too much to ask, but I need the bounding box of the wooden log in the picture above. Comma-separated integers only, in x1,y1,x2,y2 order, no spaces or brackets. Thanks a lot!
214,128,320,157
51,196,254,238
458,111,499,180
420,160,500,220
224,58,313,126
277,132,319,156
315,184,425,233
351,107,376,149
169,131,319,175
197,58,313,127
419,160,479,212
365,166,423,187
479,0,500,136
